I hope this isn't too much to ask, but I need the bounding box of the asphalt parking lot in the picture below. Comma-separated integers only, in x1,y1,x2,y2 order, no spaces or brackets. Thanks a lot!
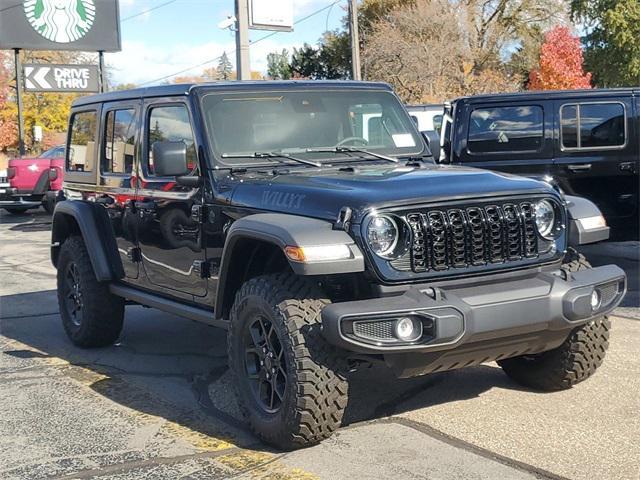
1,209,639,480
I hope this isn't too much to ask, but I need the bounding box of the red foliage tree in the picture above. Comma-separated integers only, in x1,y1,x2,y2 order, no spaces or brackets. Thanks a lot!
529,26,592,90
0,51,18,152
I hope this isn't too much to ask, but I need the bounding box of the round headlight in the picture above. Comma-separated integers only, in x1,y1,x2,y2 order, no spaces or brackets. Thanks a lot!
367,215,398,258
534,199,556,239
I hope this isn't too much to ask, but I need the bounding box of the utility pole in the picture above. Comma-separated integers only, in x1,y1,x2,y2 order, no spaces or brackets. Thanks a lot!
235,0,251,80
348,0,361,81
14,49,25,156
98,51,106,93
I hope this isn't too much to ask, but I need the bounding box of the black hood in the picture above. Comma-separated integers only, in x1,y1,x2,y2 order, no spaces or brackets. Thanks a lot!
229,164,558,223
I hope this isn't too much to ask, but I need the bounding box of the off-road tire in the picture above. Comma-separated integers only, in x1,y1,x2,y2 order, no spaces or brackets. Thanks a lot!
498,248,610,391
228,273,349,450
57,236,125,347
3,207,31,215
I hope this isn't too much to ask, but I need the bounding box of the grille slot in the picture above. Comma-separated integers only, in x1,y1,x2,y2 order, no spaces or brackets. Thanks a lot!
597,282,620,307
399,201,540,273
353,320,396,342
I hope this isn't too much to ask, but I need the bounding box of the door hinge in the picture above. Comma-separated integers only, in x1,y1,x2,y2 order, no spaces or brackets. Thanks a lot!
193,259,219,279
191,204,215,224
193,260,211,278
127,247,142,263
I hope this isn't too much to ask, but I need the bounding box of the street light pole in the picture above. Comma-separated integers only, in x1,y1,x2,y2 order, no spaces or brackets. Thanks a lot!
348,0,361,81
235,0,251,80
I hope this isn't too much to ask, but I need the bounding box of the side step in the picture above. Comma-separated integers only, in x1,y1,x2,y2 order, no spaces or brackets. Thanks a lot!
109,283,229,330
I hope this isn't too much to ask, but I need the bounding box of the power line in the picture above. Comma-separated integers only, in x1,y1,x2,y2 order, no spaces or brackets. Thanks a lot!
137,0,344,86
121,0,179,22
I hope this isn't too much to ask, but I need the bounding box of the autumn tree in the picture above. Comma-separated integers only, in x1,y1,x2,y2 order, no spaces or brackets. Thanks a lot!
0,51,17,153
571,0,640,86
364,0,523,102
528,26,591,90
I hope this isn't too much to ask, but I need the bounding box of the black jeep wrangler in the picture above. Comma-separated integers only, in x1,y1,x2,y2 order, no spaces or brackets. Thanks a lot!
51,81,626,450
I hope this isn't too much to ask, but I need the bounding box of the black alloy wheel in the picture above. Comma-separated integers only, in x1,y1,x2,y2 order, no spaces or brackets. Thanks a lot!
243,314,287,413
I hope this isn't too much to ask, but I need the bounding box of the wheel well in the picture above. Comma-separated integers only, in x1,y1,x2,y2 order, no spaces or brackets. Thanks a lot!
51,213,81,267
220,239,291,320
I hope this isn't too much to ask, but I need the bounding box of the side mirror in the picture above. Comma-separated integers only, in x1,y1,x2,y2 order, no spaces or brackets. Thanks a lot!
152,140,189,177
421,130,441,163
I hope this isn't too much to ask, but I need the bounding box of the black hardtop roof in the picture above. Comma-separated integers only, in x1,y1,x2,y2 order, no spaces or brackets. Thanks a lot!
72,80,393,107
406,104,444,110
453,87,640,105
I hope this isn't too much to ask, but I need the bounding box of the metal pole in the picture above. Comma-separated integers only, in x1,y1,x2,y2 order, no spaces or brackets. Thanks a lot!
13,48,25,157
98,51,106,92
348,0,361,81
235,0,251,80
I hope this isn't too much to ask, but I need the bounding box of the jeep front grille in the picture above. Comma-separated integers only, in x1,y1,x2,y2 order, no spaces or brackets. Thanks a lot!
394,201,539,273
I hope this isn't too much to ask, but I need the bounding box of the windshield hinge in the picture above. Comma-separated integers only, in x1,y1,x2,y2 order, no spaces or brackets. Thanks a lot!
334,206,353,231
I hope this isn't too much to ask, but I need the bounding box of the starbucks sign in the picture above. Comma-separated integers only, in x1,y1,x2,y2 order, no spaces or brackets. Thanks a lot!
24,0,96,44
0,0,121,52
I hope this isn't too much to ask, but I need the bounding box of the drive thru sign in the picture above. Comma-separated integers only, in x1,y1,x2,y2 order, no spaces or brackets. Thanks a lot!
23,64,100,93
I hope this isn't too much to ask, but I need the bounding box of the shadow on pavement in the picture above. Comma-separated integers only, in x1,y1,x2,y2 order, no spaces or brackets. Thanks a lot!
0,289,534,452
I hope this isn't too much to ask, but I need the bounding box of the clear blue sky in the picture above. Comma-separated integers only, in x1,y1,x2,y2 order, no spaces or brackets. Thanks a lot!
109,0,345,85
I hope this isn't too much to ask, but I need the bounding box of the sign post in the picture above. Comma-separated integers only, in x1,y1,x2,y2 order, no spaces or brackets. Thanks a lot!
14,49,26,157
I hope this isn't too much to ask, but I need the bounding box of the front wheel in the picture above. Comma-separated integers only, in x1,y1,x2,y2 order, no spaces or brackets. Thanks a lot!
498,249,610,391
228,273,349,450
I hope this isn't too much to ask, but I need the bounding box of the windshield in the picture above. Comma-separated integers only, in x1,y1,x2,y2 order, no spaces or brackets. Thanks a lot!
201,89,423,166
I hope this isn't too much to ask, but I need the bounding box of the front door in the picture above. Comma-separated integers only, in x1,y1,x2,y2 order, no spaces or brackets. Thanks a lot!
136,100,207,299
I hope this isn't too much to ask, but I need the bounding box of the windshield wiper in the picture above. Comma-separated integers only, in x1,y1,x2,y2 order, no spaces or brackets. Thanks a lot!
306,147,399,163
221,151,321,168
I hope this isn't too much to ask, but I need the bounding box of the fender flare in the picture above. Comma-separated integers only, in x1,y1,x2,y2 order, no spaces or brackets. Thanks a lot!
564,195,610,246
215,213,364,319
51,200,124,281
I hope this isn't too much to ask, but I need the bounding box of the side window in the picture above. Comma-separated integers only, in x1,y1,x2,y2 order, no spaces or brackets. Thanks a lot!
561,102,626,150
67,111,97,172
147,105,197,175
433,114,443,135
468,106,543,154
103,109,137,174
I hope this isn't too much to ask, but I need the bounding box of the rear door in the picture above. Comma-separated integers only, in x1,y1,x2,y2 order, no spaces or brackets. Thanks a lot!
552,97,638,226
98,101,142,280
453,101,554,177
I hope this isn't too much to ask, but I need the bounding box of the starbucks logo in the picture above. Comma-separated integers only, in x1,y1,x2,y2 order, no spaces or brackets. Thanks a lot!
24,0,96,44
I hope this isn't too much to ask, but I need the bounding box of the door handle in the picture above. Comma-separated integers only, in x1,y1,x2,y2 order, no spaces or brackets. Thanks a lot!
567,164,592,172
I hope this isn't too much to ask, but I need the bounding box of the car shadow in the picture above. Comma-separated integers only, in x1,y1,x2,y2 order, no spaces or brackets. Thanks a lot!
0,289,537,453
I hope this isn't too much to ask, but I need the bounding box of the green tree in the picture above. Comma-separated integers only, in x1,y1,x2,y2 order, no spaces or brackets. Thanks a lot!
267,49,292,80
216,52,233,80
571,0,640,86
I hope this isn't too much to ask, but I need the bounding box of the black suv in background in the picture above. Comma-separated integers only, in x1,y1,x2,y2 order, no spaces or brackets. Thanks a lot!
438,89,640,239
51,81,625,450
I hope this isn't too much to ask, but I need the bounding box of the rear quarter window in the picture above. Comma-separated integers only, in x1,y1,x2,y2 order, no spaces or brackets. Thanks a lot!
67,110,97,173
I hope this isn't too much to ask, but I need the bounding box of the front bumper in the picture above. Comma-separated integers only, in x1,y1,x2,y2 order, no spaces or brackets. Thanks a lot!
322,265,625,375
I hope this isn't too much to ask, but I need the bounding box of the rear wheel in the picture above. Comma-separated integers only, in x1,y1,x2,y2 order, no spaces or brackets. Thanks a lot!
498,249,610,391
57,236,124,347
228,273,349,450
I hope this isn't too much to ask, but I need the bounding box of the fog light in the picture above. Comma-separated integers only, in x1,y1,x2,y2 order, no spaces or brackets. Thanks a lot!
591,290,602,311
395,317,421,341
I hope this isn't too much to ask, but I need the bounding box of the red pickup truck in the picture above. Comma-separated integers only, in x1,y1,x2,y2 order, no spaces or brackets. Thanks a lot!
0,146,65,215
